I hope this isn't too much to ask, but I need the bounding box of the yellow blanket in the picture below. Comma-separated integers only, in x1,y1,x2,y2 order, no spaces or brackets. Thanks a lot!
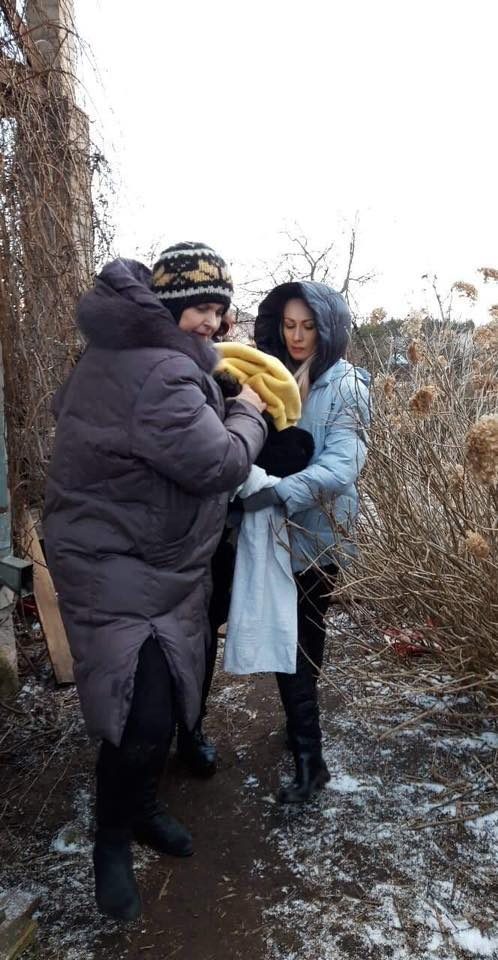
214,342,301,431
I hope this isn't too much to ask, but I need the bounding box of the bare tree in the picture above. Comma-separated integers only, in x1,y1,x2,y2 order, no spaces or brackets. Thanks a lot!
237,222,374,317
422,273,481,327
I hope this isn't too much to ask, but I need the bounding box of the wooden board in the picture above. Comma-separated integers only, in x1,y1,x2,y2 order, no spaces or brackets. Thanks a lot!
0,915,37,960
21,510,74,684
0,890,39,960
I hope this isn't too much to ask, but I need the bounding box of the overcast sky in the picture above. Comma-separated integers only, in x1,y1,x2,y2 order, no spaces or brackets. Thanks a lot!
75,0,498,322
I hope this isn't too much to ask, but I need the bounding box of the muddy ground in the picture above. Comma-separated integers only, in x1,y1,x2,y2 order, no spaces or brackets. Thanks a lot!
1,613,497,960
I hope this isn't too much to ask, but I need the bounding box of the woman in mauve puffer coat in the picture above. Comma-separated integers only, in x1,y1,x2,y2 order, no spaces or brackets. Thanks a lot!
43,243,267,921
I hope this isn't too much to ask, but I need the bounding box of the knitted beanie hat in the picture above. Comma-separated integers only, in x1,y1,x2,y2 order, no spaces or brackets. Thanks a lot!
150,241,233,322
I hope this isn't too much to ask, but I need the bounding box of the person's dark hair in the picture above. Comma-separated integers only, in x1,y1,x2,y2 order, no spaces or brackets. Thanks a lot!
255,281,352,383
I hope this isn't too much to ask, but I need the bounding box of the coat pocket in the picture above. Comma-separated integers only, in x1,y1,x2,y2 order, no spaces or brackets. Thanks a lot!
146,504,200,566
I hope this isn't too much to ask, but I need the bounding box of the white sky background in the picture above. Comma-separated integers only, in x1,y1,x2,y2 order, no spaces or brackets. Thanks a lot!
75,0,498,322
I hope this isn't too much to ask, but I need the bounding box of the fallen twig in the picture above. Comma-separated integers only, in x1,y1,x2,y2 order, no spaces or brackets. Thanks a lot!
378,704,443,740
158,869,173,900
407,805,498,830
0,698,25,718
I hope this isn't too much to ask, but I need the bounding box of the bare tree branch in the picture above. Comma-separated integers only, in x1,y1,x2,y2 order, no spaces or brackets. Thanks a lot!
237,223,374,316
339,226,356,297
423,274,452,324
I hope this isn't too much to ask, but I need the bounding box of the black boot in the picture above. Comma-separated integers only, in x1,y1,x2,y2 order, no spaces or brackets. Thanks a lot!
276,657,328,803
93,827,141,921
132,749,194,856
177,722,217,778
284,720,295,752
133,775,193,857
278,738,330,804
133,807,193,856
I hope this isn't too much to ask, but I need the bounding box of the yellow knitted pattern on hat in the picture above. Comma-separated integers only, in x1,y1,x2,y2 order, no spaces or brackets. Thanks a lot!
214,342,301,431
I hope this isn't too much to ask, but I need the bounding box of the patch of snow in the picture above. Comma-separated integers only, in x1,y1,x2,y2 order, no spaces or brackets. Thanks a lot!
427,932,445,952
262,658,498,960
51,821,90,855
243,774,260,788
251,858,265,877
0,886,38,920
452,926,498,956
466,809,498,843
477,731,498,748
436,733,498,752
325,772,371,793
401,780,446,795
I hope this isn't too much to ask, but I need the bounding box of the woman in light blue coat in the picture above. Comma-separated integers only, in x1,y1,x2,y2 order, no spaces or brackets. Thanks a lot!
244,281,370,803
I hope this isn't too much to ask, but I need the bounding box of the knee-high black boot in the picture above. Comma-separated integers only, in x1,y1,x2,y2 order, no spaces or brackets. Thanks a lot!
95,738,193,920
94,741,142,922
94,636,190,920
276,566,335,802
276,663,330,803
92,830,139,923
126,639,193,855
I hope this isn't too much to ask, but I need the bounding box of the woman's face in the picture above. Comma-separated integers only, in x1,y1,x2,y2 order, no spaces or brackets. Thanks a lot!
179,303,225,340
282,298,317,362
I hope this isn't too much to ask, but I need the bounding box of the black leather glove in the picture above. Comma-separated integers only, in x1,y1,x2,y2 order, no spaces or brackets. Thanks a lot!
242,486,282,512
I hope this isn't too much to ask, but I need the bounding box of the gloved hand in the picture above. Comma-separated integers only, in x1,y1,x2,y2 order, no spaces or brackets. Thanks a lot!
242,486,282,512
226,500,244,528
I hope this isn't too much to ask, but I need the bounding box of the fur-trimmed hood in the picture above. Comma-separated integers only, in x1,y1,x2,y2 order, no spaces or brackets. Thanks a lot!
254,281,352,383
77,258,218,374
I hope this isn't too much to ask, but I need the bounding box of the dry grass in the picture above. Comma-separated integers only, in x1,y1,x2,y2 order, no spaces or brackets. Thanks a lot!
334,316,498,709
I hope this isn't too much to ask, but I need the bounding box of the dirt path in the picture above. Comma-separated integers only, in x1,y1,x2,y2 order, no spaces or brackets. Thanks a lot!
98,675,297,960
1,620,497,960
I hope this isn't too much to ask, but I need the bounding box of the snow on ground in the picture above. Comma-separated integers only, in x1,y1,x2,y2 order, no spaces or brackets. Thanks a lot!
0,683,159,960
3,620,497,960
252,617,498,960
2,786,159,960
